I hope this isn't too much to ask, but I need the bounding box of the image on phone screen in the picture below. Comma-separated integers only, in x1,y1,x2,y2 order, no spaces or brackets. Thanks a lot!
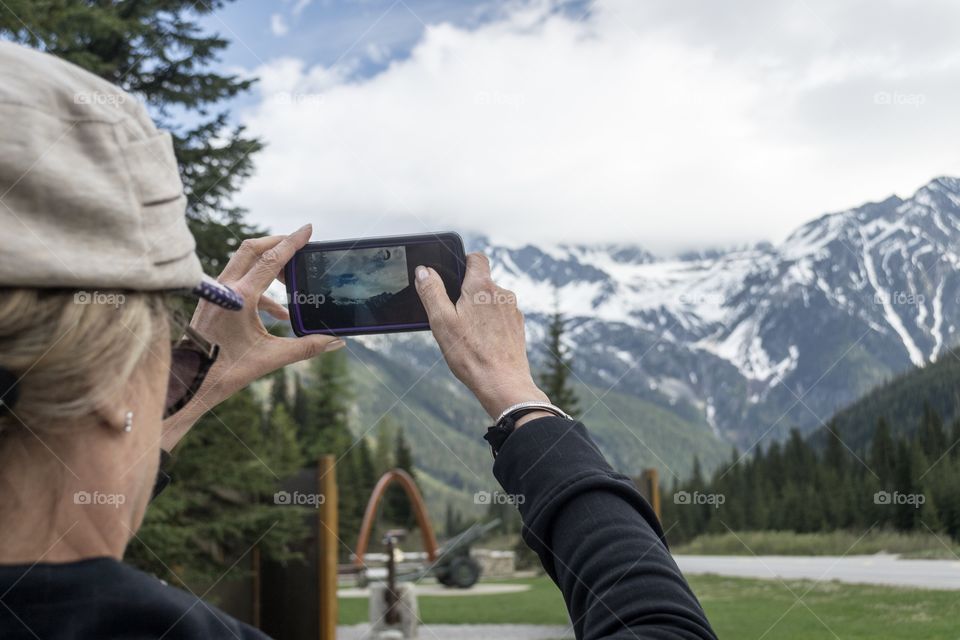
287,233,465,335
304,245,418,325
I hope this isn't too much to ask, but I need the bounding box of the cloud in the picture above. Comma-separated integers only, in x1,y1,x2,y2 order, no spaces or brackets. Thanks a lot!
270,13,289,37
237,0,960,253
291,0,312,17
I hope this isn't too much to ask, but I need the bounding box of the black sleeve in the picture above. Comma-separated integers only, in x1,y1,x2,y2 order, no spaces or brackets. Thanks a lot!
493,417,717,640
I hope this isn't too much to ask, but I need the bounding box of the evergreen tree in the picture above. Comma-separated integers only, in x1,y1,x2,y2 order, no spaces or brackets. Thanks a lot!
444,503,464,538
354,438,378,504
870,418,896,484
689,456,705,487
372,418,399,476
919,403,947,460
661,405,960,545
262,403,305,476
127,389,306,587
538,300,580,416
0,0,310,588
823,422,848,477
270,369,289,413
921,492,945,534
302,350,352,458
0,0,265,272
383,427,417,529
336,438,378,560
950,419,960,461
891,440,918,531
292,373,309,430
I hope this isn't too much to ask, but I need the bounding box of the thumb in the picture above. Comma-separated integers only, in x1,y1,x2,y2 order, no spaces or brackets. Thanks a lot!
415,265,454,325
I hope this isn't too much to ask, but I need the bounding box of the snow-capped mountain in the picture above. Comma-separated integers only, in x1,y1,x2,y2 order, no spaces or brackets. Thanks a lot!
362,177,960,449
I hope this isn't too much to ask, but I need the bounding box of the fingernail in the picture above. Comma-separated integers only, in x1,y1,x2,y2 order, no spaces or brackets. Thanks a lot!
325,339,346,352
416,266,429,282
297,223,312,234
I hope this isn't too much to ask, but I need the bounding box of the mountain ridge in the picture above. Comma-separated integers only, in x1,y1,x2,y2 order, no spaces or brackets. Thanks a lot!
341,176,960,506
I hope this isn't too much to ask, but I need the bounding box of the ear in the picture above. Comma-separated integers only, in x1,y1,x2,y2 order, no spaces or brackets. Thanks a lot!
94,404,134,435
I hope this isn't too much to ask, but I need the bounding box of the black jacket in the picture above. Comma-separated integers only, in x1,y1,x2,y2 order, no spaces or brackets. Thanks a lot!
0,416,715,639
494,417,717,639
0,555,267,639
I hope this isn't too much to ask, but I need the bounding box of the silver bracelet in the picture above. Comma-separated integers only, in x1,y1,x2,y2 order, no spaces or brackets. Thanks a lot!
494,401,572,425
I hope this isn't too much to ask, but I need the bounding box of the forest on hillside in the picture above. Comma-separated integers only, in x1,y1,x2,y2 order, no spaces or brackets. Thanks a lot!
662,405,960,543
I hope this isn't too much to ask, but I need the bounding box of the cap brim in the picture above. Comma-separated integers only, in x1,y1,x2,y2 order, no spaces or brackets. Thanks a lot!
191,273,244,310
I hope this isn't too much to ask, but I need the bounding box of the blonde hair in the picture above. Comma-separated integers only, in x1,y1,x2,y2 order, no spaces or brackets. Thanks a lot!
0,289,169,437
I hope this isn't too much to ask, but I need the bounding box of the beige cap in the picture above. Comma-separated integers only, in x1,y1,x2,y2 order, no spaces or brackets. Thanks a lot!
0,42,242,310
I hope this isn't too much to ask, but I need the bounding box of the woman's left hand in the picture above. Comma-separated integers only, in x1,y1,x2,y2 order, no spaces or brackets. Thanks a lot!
160,224,345,450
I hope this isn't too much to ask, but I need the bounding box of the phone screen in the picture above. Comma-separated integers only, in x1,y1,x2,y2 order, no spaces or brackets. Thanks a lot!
286,233,465,336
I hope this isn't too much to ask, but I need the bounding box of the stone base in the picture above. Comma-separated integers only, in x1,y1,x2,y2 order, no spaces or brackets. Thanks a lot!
367,583,419,639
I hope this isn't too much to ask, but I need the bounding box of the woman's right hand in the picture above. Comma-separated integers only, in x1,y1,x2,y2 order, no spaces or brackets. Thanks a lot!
414,252,551,422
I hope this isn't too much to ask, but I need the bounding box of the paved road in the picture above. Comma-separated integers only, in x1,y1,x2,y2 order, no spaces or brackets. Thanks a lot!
675,553,960,589
339,583,531,598
337,624,573,640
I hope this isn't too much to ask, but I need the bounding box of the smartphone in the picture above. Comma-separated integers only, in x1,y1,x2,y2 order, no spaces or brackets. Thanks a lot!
285,232,466,336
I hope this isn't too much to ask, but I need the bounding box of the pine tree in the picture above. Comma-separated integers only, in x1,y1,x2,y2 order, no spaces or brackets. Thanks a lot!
383,427,417,529
263,403,306,477
444,503,463,538
373,419,397,476
126,389,306,587
302,350,352,458
689,456,705,487
919,403,947,459
823,422,848,478
337,437,378,556
661,406,960,545
0,0,265,272
538,301,580,416
891,440,919,531
292,374,309,430
870,418,896,484
270,369,289,413
950,419,960,460
921,492,945,534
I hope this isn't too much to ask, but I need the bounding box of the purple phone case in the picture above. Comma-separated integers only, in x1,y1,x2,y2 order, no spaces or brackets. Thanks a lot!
286,232,465,336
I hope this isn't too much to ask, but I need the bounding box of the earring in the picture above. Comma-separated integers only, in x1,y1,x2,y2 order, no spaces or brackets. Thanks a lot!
123,411,133,433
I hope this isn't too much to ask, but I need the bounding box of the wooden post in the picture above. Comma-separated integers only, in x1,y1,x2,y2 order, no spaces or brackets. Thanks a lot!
318,455,338,640
251,545,261,629
637,468,661,521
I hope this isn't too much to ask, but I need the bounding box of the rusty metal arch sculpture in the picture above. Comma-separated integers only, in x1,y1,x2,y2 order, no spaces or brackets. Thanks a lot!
353,468,439,567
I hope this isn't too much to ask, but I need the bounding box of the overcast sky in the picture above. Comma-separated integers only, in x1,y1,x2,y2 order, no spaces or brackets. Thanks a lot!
205,0,960,254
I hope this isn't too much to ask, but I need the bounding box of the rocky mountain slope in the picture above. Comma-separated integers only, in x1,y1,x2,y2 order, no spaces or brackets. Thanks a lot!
343,177,960,506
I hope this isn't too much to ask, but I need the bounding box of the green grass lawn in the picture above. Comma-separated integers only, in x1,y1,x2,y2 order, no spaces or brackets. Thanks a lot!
694,575,960,639
340,575,960,638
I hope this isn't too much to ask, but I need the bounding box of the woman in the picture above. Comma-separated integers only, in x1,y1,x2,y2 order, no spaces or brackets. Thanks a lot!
0,43,716,639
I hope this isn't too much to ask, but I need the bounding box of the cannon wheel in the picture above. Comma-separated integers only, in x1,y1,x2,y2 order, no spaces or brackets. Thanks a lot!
444,556,481,589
